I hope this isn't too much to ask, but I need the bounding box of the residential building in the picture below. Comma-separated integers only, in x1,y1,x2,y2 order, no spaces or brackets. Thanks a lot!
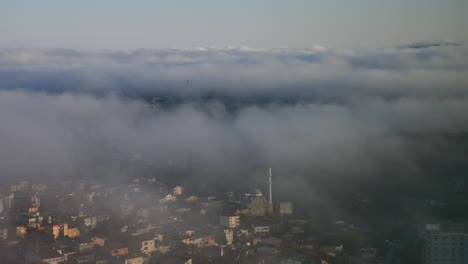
182,236,216,248
224,229,234,246
252,224,270,236
84,216,97,228
92,236,107,247
75,240,95,253
16,226,27,238
279,202,293,215
52,224,60,239
157,256,192,264
63,223,80,238
173,186,183,196
76,253,95,264
108,243,129,257
360,247,377,259
125,256,145,264
422,224,468,264
26,247,66,264
219,215,240,228
130,234,157,255
0,228,7,240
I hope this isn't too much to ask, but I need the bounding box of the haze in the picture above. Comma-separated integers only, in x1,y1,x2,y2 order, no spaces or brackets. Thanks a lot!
1,1,468,264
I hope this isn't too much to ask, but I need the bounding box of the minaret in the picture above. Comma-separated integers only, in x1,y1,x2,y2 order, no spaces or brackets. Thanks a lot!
268,168,273,213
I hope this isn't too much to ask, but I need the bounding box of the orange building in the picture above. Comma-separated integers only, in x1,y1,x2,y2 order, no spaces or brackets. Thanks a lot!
52,225,60,239
110,246,129,257
92,236,107,247
63,223,80,238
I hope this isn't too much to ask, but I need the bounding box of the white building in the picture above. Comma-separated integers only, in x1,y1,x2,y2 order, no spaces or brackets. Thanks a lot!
0,228,8,240
224,229,234,246
125,256,144,264
141,238,157,255
84,216,97,228
10,181,29,192
219,215,240,228
279,202,293,215
360,247,377,259
422,224,468,264
173,186,183,196
252,224,270,236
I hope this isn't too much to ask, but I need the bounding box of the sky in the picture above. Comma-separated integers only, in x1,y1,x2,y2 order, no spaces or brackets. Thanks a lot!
1,0,467,49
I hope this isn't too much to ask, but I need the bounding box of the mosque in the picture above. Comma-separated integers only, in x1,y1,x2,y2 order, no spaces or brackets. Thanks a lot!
238,169,274,216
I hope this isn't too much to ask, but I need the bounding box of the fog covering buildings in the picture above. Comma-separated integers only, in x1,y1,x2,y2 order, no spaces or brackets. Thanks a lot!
0,44,467,263
421,224,468,264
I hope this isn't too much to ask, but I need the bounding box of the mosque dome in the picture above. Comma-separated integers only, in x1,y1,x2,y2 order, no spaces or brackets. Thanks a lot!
246,187,263,197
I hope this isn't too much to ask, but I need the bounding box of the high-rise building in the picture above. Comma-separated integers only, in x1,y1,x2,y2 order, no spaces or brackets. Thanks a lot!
422,224,468,264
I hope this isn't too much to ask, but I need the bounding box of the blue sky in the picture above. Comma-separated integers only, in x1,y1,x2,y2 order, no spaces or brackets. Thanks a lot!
1,0,467,49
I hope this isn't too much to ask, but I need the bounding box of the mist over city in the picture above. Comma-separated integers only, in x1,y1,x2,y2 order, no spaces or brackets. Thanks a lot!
1,1,467,264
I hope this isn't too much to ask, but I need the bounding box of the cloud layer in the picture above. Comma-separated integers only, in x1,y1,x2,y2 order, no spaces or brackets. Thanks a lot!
0,44,468,203
0,44,467,98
